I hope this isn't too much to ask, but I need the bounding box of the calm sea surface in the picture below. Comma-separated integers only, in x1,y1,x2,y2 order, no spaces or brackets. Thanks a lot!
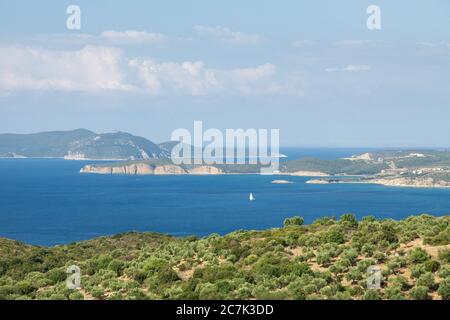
1,148,449,246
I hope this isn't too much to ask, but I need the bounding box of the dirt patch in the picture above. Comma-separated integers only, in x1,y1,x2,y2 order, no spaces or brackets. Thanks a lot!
287,246,303,259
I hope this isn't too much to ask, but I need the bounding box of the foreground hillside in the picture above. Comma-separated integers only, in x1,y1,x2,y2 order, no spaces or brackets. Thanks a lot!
1,214,450,300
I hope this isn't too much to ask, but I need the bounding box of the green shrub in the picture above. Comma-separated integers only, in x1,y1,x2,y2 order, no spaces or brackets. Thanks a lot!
157,267,180,284
108,259,125,276
325,227,345,244
363,289,381,300
385,285,405,300
69,291,84,300
416,272,435,289
16,280,35,295
409,248,429,264
438,266,450,278
410,286,429,300
47,268,67,284
49,294,67,300
284,217,304,227
438,249,450,263
437,278,450,300
424,260,440,273
410,264,426,279
339,214,358,228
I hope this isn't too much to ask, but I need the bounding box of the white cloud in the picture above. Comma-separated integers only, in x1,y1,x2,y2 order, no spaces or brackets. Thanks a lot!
193,25,264,45
129,59,282,96
33,30,169,46
226,64,280,95
99,30,167,45
0,45,134,93
325,64,371,73
0,45,303,97
129,59,221,95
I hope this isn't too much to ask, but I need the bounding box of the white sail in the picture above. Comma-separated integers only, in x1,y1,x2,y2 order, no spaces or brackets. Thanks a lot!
249,193,255,201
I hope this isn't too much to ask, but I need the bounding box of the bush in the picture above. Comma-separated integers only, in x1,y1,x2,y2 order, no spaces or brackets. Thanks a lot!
410,264,426,279
284,217,304,227
108,260,125,276
287,263,311,277
341,249,358,265
424,260,440,273
438,249,450,263
339,214,358,228
97,254,113,269
363,289,381,300
410,286,429,300
157,267,180,284
409,248,429,264
325,227,345,244
390,276,409,291
47,268,67,284
416,272,435,289
198,283,224,300
16,280,35,295
90,288,104,299
316,252,332,266
128,268,147,284
438,266,450,279
143,257,168,274
385,285,405,300
437,278,450,300
69,291,84,300
346,268,363,283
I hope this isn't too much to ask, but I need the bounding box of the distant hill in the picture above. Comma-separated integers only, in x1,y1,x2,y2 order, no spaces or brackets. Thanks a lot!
2,129,450,180
0,129,169,160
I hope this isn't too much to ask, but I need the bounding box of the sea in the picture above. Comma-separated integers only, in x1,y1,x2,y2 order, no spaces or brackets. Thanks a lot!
0,148,449,246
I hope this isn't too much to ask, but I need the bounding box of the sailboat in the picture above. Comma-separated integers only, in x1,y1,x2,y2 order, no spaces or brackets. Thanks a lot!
249,193,255,201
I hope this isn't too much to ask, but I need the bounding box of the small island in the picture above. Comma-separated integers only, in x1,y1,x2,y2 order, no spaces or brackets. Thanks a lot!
271,180,295,184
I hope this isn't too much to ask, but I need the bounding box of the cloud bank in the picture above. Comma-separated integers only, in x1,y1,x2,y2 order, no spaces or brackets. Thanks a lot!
0,45,301,96
0,45,133,93
193,25,264,45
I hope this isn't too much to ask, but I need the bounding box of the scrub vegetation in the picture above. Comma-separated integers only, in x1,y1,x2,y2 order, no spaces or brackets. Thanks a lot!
1,214,449,300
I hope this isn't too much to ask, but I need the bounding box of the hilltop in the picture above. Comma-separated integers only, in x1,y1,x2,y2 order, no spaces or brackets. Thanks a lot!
0,129,168,160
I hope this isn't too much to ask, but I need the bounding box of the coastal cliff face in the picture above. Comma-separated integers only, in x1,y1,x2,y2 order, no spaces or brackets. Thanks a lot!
370,177,450,188
307,177,450,188
289,170,329,177
80,164,224,175
81,164,155,175
188,166,223,175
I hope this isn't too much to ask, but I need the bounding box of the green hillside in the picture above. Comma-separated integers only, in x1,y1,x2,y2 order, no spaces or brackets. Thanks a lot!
0,129,167,160
1,214,449,300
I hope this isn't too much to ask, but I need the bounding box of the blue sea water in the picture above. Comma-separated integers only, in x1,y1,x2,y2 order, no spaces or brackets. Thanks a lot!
0,150,449,246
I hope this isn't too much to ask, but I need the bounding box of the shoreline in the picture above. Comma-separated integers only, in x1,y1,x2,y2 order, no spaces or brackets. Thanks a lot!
1,213,448,247
307,179,450,189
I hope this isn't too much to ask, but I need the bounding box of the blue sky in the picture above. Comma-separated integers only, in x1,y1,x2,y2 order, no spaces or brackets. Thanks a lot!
0,0,449,147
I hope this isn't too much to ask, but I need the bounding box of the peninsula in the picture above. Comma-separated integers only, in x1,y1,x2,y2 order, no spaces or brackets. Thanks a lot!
1,129,450,188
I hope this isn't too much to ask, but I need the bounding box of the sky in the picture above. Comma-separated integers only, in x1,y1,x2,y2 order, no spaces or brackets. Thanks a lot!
0,0,449,147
